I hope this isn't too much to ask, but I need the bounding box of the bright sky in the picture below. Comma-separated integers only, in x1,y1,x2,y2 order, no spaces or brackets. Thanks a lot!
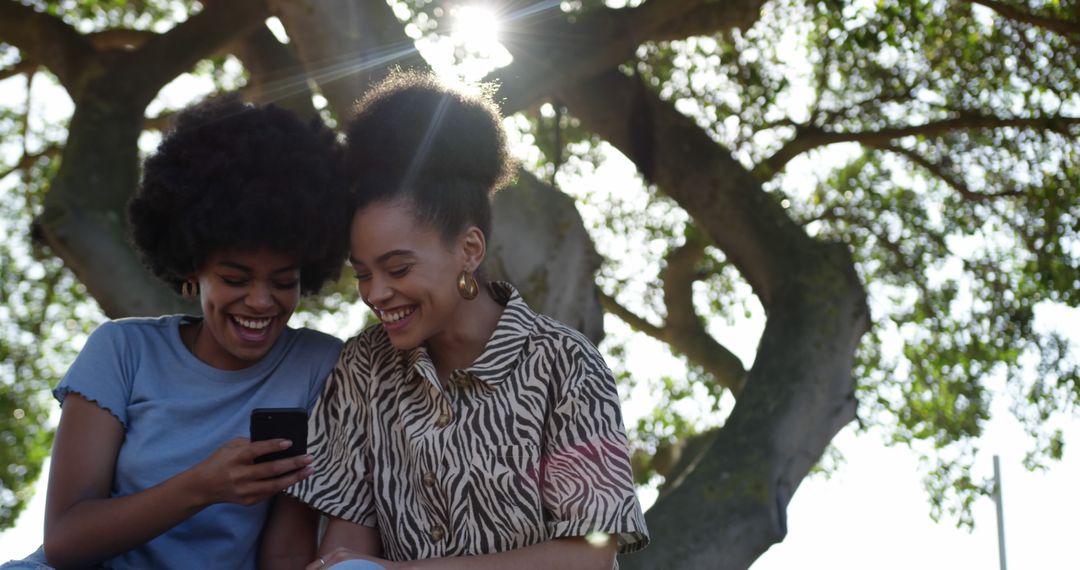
2,5,1079,568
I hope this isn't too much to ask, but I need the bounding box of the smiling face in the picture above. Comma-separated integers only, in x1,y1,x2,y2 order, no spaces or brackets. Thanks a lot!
192,248,301,370
349,199,478,351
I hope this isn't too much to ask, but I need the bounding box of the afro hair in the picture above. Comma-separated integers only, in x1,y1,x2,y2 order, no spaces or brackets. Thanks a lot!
128,96,350,295
344,69,515,242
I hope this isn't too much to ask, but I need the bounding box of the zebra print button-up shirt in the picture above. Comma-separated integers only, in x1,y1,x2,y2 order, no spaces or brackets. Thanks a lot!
291,282,649,562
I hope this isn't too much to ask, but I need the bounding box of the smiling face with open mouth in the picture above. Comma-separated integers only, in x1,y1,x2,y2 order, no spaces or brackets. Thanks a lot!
191,248,301,370
349,199,471,352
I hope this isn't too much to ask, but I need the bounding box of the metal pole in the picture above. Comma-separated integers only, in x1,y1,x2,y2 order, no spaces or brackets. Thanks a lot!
993,454,1007,570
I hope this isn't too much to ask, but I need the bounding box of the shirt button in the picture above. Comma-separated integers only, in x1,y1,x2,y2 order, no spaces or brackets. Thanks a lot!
430,525,445,541
422,471,437,487
436,413,451,428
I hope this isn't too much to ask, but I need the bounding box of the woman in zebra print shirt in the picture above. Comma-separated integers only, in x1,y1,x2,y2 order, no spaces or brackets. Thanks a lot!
263,71,649,570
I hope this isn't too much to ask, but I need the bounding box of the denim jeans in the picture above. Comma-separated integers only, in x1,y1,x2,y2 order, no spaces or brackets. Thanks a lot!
327,560,387,570
0,546,51,570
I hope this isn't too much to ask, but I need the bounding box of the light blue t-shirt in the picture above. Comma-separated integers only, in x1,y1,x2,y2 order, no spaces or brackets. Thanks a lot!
53,315,341,570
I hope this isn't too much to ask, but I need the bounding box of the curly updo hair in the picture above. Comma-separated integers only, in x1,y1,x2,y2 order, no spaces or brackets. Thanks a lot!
344,70,515,242
128,96,350,295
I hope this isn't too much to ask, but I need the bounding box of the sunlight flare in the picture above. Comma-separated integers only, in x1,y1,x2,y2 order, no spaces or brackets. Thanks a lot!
452,5,501,48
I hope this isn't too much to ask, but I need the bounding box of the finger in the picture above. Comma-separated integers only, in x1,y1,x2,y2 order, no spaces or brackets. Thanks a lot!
306,552,339,570
322,549,354,567
244,438,294,461
263,464,316,493
269,453,314,476
247,452,313,481
283,464,315,486
244,463,314,499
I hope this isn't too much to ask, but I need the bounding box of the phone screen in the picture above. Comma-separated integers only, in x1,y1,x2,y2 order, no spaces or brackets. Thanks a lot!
250,408,307,464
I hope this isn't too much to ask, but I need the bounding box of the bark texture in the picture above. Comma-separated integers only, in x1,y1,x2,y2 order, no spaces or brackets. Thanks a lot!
1,1,880,567
557,66,869,570
488,170,605,343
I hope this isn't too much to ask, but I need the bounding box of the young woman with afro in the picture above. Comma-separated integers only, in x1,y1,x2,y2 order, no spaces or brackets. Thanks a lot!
2,97,351,570
266,71,650,570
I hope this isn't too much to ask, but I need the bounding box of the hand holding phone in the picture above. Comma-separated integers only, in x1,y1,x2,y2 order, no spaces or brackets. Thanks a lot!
250,408,308,464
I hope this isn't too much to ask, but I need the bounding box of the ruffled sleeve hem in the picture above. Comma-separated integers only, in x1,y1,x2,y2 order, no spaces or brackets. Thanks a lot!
53,386,128,430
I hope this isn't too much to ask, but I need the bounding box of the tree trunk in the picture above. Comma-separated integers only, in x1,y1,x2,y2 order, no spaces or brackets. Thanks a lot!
623,244,868,569
489,170,605,342
560,70,871,568
37,83,188,318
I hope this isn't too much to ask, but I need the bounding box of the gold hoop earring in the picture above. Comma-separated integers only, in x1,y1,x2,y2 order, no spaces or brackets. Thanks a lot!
457,271,479,300
181,280,199,299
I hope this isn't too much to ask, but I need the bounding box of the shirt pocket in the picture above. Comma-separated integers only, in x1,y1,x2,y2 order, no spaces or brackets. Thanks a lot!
465,444,545,550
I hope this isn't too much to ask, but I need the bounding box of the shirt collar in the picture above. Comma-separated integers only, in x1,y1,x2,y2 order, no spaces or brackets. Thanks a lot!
405,281,535,388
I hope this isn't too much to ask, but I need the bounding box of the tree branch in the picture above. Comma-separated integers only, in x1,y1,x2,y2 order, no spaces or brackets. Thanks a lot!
599,236,748,393
492,0,767,113
598,292,664,338
230,22,316,119
760,114,1080,179
872,143,1022,202
661,234,747,392
125,0,270,100
87,29,158,51
559,69,812,306
649,0,765,40
968,0,1080,40
0,59,37,81
0,0,96,92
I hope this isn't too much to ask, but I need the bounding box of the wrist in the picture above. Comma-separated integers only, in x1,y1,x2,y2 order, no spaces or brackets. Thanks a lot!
173,464,214,510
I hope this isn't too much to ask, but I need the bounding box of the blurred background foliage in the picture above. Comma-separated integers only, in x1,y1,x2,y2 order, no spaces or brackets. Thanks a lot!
1,0,1077,533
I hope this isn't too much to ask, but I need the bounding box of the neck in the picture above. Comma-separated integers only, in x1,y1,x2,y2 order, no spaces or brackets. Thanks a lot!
427,290,503,381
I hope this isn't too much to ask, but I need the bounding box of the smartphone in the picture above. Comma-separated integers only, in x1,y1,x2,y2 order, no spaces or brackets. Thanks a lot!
250,408,308,464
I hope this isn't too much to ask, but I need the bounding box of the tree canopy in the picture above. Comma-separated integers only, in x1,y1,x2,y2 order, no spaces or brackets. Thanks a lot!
1,1,1077,568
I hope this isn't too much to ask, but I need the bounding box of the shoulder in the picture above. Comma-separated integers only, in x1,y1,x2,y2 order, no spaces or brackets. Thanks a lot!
532,313,603,359
532,313,591,343
528,313,618,398
494,281,594,350
494,282,609,372
84,315,181,350
97,314,180,334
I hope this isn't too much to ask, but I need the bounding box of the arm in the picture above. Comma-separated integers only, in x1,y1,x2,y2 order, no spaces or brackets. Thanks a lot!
318,514,383,559
43,393,314,569
259,494,320,570
312,535,616,570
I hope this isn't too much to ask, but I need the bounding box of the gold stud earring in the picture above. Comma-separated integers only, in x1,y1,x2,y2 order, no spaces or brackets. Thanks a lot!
457,271,479,300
